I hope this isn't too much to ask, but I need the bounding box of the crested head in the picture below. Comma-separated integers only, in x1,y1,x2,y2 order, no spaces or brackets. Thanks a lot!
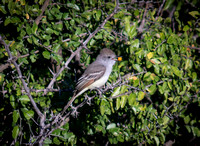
96,48,117,66
100,48,116,56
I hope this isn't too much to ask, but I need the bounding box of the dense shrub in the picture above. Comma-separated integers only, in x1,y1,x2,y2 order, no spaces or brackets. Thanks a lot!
0,0,199,145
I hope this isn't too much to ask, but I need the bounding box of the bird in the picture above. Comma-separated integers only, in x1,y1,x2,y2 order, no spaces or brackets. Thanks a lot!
62,48,120,113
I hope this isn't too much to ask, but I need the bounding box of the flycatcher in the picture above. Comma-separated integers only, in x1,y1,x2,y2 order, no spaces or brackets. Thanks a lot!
63,48,120,112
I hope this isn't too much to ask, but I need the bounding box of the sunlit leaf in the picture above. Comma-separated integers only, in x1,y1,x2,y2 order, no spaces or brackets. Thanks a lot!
12,126,19,139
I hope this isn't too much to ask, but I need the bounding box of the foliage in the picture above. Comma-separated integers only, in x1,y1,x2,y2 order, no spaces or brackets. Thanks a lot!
0,0,200,145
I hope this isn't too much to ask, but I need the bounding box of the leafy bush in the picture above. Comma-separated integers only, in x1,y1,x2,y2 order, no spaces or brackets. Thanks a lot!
0,0,200,145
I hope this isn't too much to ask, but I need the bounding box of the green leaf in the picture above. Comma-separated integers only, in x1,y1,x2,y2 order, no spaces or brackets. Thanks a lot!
163,116,170,125
53,137,61,145
27,37,32,44
106,123,116,130
90,39,96,46
192,72,197,81
100,99,106,115
151,58,161,64
63,13,69,19
10,95,16,108
116,98,120,110
13,110,19,123
52,129,61,136
184,115,190,124
55,22,63,31
154,136,160,146
53,44,60,53
111,87,121,97
46,27,54,34
4,17,11,26
120,95,127,108
95,33,103,39
185,59,193,70
96,125,103,132
189,11,200,19
21,108,34,120
12,126,19,139
133,78,139,87
146,41,152,50
44,138,52,144
20,0,25,5
147,52,154,59
96,10,101,21
42,51,51,59
157,118,163,125
138,91,145,101
148,84,157,95
120,85,128,93
81,11,92,20
183,25,190,31
42,34,52,40
128,93,136,106
19,95,30,102
125,17,130,33
30,55,36,63
164,0,175,10
67,3,80,11
143,72,152,82
128,23,137,39
0,73,5,85
130,39,139,52
167,34,177,45
32,23,38,34
193,127,200,137
154,64,160,75
133,64,143,72
168,81,173,90
53,54,63,65
171,66,181,77
186,125,191,133
10,17,21,24
0,6,7,14
32,36,39,45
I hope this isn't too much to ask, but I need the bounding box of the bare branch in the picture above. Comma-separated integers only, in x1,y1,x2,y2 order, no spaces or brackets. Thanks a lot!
0,50,39,72
186,45,200,51
35,0,50,25
0,35,43,118
138,4,148,33
156,0,166,17
0,63,10,72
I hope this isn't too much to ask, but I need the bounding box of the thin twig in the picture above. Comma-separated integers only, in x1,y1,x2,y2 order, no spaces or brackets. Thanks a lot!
0,35,43,118
138,4,148,33
157,0,166,17
35,0,50,25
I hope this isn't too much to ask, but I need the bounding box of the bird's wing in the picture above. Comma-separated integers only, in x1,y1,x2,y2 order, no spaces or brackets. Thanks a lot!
75,63,106,93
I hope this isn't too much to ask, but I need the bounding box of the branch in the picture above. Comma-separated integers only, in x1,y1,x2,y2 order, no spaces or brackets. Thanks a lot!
186,45,200,51
0,35,43,118
138,4,148,33
35,0,50,25
0,63,10,72
0,50,39,72
156,0,166,17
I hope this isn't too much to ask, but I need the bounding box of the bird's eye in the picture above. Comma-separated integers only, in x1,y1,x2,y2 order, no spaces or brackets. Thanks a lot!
108,56,111,59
